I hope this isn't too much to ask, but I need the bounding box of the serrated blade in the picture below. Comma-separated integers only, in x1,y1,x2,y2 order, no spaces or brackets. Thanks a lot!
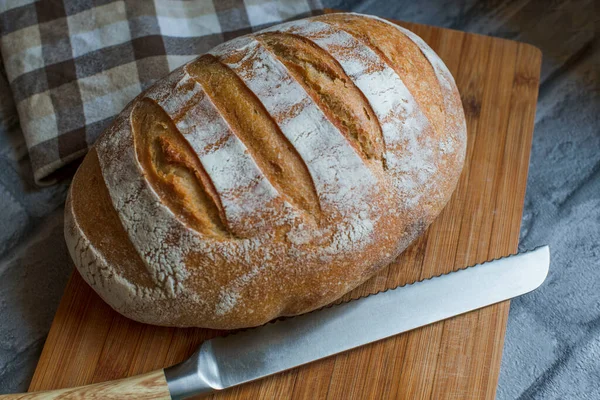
165,246,550,399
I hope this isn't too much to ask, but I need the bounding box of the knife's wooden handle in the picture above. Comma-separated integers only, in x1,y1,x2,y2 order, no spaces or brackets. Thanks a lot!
0,369,171,399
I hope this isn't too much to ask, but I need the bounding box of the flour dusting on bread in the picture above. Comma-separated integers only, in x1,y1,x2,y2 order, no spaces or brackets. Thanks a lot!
65,13,467,329
262,18,439,207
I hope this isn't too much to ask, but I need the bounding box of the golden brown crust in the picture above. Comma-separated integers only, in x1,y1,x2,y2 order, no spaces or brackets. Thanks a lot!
69,149,154,288
256,32,384,162
186,55,321,220
132,98,230,237
318,13,446,138
65,13,467,329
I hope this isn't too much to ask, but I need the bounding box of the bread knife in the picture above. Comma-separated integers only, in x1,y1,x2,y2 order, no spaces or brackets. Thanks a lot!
2,246,549,399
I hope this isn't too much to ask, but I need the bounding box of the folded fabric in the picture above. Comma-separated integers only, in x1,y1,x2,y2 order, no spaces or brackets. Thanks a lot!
0,0,323,185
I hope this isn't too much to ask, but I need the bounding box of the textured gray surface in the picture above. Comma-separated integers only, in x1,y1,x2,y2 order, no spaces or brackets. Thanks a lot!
0,0,598,397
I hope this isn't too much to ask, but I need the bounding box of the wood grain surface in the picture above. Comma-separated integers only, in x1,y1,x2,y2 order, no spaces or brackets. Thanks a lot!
28,15,542,400
4,370,169,400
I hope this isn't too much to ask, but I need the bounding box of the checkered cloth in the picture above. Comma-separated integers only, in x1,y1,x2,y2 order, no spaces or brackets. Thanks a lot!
0,0,323,185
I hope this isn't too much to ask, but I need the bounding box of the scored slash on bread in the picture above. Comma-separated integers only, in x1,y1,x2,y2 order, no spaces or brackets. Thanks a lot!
64,13,467,329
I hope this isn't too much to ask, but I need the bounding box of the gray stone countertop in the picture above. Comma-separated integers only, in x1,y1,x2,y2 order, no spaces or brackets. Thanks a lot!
0,1,598,398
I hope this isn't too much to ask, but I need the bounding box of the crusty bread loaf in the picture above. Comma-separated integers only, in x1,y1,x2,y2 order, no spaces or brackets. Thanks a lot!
64,13,467,329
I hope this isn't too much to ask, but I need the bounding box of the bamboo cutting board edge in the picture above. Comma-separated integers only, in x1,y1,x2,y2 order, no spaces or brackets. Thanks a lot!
27,16,542,400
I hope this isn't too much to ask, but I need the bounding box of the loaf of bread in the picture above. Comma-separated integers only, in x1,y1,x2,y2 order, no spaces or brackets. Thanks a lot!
65,13,466,329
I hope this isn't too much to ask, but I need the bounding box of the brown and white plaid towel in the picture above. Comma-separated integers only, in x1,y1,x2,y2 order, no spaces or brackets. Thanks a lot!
0,0,323,185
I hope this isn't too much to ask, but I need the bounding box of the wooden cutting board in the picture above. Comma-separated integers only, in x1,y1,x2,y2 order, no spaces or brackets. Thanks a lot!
28,14,542,400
